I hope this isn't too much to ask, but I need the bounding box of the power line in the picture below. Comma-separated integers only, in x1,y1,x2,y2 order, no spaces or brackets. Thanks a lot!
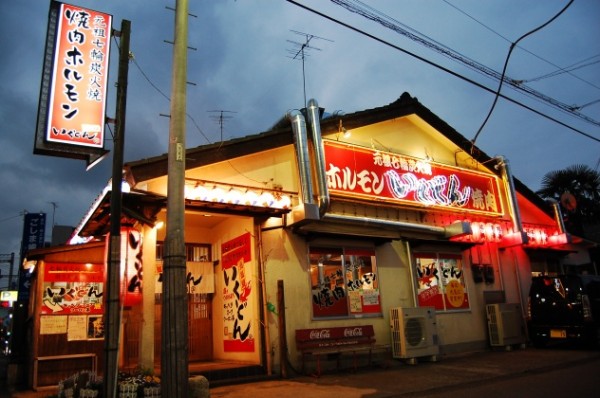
441,0,600,92
518,55,600,85
472,0,575,149
329,0,600,129
283,0,600,144
130,52,212,143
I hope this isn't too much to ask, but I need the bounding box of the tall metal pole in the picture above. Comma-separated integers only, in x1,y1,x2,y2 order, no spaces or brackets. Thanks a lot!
162,0,190,396
104,19,130,398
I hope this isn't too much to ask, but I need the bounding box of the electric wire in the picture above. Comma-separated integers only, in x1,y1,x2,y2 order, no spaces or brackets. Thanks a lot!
471,0,574,150
442,0,600,91
0,213,24,224
518,55,600,84
284,0,600,144
329,0,600,129
130,53,212,144
572,98,600,112
130,50,269,186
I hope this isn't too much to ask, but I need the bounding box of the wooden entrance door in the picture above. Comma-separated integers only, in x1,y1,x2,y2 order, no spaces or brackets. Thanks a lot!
154,293,213,364
189,293,213,361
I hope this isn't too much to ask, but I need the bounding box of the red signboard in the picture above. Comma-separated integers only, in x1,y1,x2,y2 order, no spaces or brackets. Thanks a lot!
324,141,503,216
42,262,104,315
46,2,112,148
221,232,252,269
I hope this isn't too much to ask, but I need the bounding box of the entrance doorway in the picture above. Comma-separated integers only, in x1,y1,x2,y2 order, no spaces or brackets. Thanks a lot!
189,293,213,361
153,293,213,365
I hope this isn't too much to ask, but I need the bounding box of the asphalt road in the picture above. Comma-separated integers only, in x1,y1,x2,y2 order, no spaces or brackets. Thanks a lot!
410,356,600,398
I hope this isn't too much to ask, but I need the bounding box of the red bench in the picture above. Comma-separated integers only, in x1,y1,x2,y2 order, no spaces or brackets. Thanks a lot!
295,325,377,376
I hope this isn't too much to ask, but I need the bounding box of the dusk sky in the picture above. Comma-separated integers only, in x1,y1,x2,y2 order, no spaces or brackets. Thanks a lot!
1,0,598,263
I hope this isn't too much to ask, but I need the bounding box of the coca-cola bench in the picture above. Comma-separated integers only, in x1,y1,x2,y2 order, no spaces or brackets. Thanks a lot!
295,325,377,376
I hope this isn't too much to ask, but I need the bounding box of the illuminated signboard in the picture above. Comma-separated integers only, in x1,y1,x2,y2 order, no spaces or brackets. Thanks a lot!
34,1,112,165
324,140,503,216
41,262,104,315
46,2,112,148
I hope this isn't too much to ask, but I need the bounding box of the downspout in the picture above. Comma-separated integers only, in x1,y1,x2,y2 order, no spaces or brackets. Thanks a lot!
288,110,314,206
306,98,330,217
497,156,527,241
547,198,567,234
256,224,272,376
497,156,527,321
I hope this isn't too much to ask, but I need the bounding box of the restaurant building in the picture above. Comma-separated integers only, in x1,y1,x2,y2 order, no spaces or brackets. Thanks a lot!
23,93,590,387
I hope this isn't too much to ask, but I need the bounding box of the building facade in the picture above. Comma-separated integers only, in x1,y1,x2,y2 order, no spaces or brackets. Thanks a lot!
22,93,590,387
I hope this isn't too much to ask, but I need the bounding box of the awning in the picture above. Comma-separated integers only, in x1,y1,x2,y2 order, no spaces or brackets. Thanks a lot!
76,190,166,238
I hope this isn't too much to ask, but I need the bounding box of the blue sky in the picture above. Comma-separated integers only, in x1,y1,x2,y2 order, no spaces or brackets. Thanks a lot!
0,0,598,259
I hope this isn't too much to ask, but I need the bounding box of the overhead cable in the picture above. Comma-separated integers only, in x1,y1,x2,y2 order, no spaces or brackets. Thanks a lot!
442,0,600,92
329,0,599,130
283,0,600,144
471,0,574,150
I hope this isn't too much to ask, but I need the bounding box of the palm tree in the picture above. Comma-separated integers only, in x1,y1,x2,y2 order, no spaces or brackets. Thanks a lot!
536,164,600,235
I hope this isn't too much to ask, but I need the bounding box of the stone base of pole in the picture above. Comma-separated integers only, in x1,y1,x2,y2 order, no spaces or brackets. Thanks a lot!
189,375,210,398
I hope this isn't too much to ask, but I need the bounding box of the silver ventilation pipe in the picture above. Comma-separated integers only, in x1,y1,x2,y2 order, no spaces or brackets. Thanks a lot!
547,198,567,234
496,156,526,241
288,110,314,205
289,99,471,238
306,98,330,218
323,213,445,234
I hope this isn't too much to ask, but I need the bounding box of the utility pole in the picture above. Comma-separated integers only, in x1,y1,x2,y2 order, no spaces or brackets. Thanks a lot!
104,19,131,398
162,0,190,396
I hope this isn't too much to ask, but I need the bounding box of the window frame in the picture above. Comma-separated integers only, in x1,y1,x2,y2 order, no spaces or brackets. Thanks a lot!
308,245,382,320
413,251,470,312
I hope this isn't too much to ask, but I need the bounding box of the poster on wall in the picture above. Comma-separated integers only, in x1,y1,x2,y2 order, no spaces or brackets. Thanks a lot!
67,315,87,341
41,262,104,315
40,315,68,334
221,233,255,353
415,253,469,311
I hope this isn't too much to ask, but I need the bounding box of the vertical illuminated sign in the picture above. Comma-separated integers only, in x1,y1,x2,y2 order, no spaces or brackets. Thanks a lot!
45,2,112,148
20,213,46,260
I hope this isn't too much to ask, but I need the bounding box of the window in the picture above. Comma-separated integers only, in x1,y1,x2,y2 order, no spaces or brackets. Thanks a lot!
156,242,211,262
414,252,469,311
309,246,381,318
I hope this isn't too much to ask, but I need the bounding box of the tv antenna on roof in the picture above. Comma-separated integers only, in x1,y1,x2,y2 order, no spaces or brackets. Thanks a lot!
286,30,333,109
208,110,237,143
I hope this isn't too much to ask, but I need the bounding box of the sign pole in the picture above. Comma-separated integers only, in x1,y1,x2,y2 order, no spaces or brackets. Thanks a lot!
104,19,131,398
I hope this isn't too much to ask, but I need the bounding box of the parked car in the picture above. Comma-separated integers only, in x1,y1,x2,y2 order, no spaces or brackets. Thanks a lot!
527,274,600,347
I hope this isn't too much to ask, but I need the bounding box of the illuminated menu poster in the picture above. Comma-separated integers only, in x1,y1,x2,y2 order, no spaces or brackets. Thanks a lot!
46,2,112,148
415,253,469,311
324,141,503,216
221,233,255,352
41,262,104,315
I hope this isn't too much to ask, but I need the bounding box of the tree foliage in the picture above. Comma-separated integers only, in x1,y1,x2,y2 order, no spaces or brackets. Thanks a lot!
536,164,600,234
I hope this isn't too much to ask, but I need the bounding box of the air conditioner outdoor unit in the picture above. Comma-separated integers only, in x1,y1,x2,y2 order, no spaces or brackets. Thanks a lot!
486,303,526,348
390,306,439,364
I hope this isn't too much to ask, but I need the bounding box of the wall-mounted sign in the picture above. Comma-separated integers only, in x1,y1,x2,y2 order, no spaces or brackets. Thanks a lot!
221,233,255,353
34,1,112,165
324,141,503,216
41,262,104,315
